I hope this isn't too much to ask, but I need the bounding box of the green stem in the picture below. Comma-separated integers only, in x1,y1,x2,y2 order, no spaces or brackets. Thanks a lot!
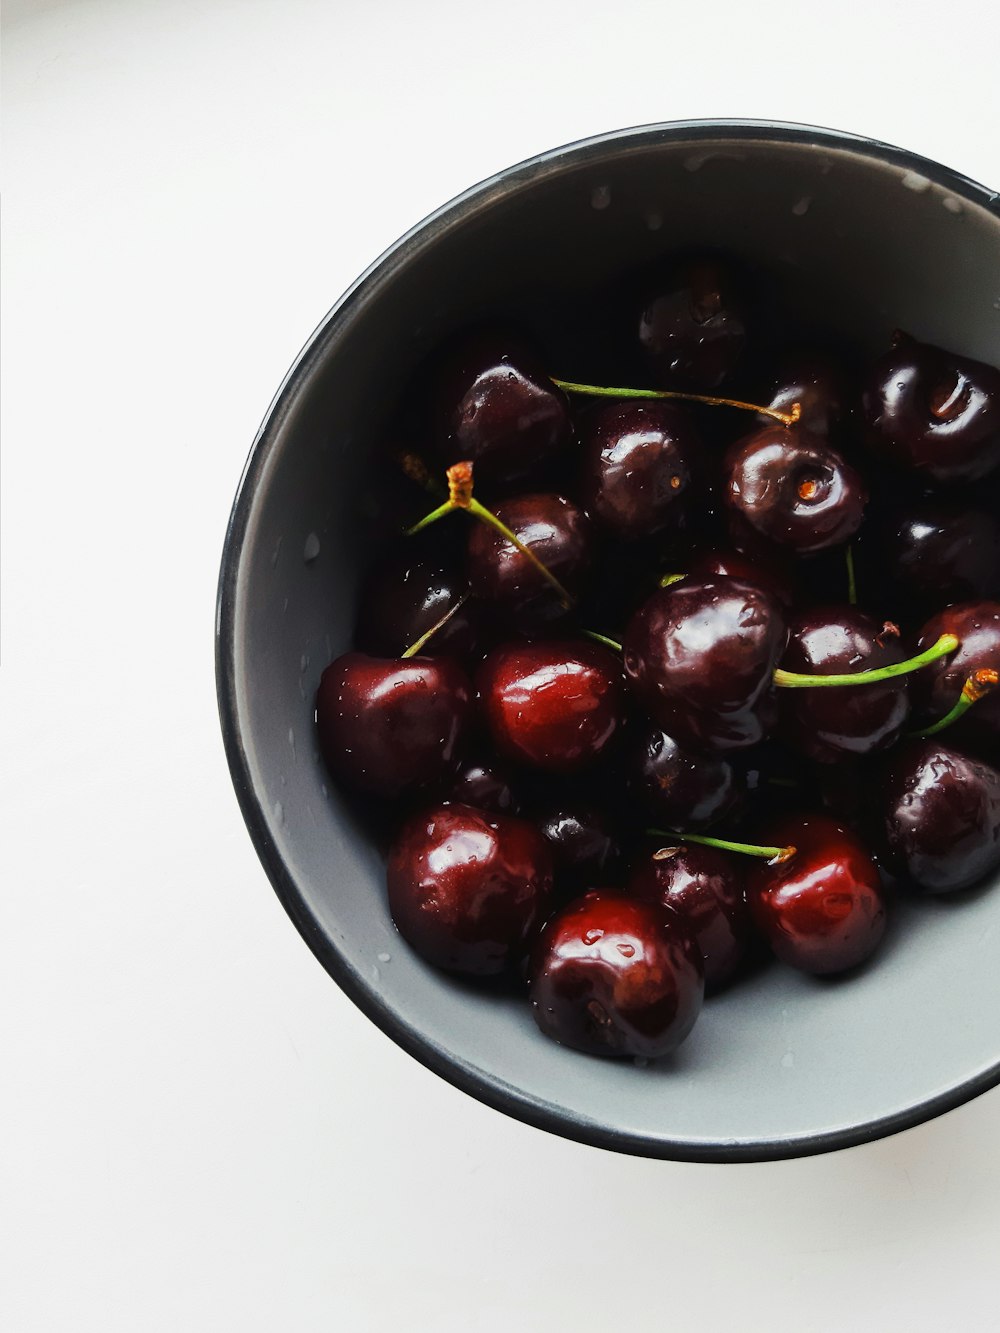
582,630,623,653
552,378,800,427
774,633,958,689
401,593,471,659
910,669,1000,737
406,500,454,536
647,829,796,865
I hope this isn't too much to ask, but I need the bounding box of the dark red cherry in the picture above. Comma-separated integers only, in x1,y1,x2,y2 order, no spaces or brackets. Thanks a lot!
757,349,853,440
855,502,1000,618
628,843,752,990
623,578,787,752
882,742,1000,893
528,891,704,1058
466,492,592,623
911,602,1000,752
686,548,798,609
578,401,696,541
536,805,621,896
725,426,867,555
638,258,746,390
433,332,572,485
439,757,518,814
745,814,887,975
354,547,477,659
862,335,1000,484
627,722,744,830
778,608,911,763
316,653,472,798
477,640,624,773
387,804,552,976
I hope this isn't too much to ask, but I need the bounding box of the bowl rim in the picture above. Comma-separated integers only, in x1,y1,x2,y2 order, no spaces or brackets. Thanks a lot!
216,118,1000,1163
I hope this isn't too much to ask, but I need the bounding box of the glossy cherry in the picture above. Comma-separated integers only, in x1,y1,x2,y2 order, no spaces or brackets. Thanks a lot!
623,577,787,752
387,803,553,976
862,334,1000,484
354,546,477,660
536,805,621,896
725,426,867,555
433,331,573,485
910,602,1000,752
882,742,1000,893
439,757,518,814
578,400,696,541
316,653,472,798
628,842,752,990
627,721,744,830
778,608,911,763
478,640,624,773
685,547,798,609
745,814,887,975
638,258,747,390
757,349,852,440
466,492,592,622
528,891,704,1058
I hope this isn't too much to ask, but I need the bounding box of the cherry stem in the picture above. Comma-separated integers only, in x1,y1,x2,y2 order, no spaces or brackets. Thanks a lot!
400,593,471,659
406,462,573,608
552,378,801,428
773,632,959,689
659,572,686,588
396,451,444,496
910,669,1000,737
846,544,857,606
583,629,623,653
647,829,796,865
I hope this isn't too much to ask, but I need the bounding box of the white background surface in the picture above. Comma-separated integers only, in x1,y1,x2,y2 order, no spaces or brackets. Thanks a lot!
5,2,1000,1329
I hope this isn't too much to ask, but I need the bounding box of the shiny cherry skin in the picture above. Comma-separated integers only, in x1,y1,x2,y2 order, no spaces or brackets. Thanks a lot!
778,608,911,764
623,577,787,752
745,814,887,975
578,401,696,541
627,721,744,830
439,757,518,814
528,891,704,1058
316,653,472,798
757,349,852,440
387,804,553,976
466,492,592,623
856,502,1000,617
478,640,624,774
536,805,621,896
911,602,1000,752
725,426,867,555
882,742,1000,893
686,548,798,609
862,334,1000,484
354,546,477,660
638,257,746,390
433,331,572,485
628,843,752,990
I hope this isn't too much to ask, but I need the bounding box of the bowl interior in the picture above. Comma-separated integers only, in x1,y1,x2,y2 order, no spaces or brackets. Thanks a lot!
221,125,1000,1159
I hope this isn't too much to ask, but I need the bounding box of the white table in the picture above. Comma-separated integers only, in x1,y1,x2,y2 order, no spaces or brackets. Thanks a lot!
5,2,1000,1328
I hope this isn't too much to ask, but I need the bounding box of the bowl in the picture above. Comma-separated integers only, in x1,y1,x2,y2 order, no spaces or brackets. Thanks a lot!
217,120,1000,1161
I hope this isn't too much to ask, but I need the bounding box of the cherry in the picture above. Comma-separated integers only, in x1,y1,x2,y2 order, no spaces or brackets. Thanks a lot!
725,426,867,555
757,349,852,440
354,546,477,660
910,602,1000,752
387,804,553,976
578,401,696,541
440,757,518,814
628,843,752,990
744,814,887,975
433,331,573,485
316,653,473,798
528,891,704,1058
466,492,592,622
623,577,787,752
626,721,744,830
685,547,798,609
638,257,746,390
778,608,911,763
882,742,1000,893
477,640,624,774
862,334,1000,485
536,804,621,896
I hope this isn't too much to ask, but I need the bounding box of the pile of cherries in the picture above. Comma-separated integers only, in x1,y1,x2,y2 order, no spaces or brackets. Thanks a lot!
315,255,1000,1063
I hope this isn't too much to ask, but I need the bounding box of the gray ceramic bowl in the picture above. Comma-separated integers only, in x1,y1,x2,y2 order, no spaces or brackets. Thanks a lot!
217,120,1000,1161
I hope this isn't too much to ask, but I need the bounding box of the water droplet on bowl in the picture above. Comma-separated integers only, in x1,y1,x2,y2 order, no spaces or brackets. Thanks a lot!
591,184,611,210
303,532,321,562
901,171,930,193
